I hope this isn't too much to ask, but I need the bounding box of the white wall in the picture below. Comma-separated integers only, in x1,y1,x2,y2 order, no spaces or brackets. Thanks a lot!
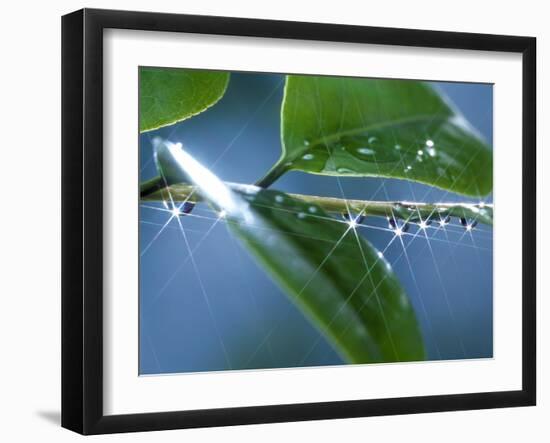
0,0,546,441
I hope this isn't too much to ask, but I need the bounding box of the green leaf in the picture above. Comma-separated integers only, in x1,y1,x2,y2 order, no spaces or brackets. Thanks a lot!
260,75,492,197
227,190,425,363
154,139,426,364
139,67,229,132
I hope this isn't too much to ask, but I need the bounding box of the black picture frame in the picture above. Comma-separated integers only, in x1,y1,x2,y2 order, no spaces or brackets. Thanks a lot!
62,8,536,435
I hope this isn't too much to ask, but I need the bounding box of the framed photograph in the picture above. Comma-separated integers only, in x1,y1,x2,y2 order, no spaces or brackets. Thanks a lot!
61,8,536,434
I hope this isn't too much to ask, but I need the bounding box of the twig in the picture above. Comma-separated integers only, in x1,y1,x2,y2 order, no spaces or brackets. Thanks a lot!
140,178,493,226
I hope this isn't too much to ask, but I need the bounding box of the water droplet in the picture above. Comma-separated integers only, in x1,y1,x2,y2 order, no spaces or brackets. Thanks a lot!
337,167,355,174
297,212,307,219
355,325,367,337
181,202,195,215
417,150,424,156
342,212,365,224
426,139,434,147
357,147,376,156
308,205,318,213
418,219,431,230
404,165,412,173
304,139,311,147
377,251,384,259
339,135,399,162
427,147,437,157
388,217,409,234
460,217,478,231
302,153,315,160
274,195,285,203
394,144,402,150
241,185,258,195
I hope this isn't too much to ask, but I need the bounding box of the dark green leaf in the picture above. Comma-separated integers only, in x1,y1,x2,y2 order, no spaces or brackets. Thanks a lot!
263,75,492,197
227,189,426,363
139,67,229,132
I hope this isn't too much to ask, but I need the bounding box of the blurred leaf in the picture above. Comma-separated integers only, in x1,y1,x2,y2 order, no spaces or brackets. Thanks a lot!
260,75,492,197
139,67,229,132
228,189,426,363
153,139,426,364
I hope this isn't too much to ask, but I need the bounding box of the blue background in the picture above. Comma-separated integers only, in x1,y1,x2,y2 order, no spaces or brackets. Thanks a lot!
139,72,493,375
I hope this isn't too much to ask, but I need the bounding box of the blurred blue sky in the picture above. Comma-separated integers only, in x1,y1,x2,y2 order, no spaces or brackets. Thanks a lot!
139,72,493,375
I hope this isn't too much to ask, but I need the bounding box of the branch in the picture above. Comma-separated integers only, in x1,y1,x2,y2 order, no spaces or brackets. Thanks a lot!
140,178,493,226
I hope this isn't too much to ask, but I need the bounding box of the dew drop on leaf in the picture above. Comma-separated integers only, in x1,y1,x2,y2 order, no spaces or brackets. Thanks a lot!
337,167,355,173
357,147,376,156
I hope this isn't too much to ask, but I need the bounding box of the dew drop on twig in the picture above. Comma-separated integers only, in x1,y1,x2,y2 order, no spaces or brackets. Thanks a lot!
388,216,409,233
178,201,195,216
460,217,478,230
342,212,365,224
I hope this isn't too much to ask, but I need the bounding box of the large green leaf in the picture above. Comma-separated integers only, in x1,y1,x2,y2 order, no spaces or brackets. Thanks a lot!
154,139,425,364
139,67,229,132
228,190,425,363
259,75,492,197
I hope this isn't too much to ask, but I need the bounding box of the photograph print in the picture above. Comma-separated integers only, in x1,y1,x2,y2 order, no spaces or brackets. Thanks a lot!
138,67,493,375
